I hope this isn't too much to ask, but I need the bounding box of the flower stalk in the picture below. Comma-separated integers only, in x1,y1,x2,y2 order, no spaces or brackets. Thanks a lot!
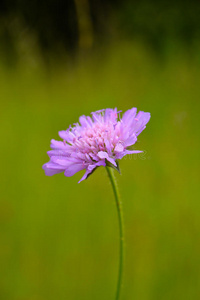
106,166,124,300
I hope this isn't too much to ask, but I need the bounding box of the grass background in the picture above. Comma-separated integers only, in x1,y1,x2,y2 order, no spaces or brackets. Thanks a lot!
0,40,200,299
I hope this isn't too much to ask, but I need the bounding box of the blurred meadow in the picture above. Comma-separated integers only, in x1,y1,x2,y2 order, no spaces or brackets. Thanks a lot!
1,1,200,300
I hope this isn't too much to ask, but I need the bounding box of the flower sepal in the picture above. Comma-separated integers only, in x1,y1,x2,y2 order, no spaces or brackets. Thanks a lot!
106,159,121,174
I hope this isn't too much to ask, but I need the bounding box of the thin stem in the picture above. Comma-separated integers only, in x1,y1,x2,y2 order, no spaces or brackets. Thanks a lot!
106,166,124,300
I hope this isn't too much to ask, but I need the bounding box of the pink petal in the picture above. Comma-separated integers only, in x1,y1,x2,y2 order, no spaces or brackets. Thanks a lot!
64,164,86,177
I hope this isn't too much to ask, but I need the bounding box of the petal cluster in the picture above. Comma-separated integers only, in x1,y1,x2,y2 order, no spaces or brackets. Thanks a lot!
43,108,150,183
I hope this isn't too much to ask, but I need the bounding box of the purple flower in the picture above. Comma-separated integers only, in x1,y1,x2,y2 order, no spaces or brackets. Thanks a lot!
43,108,150,183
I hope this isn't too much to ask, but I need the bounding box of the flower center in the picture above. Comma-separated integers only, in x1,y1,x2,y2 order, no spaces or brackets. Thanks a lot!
72,123,116,155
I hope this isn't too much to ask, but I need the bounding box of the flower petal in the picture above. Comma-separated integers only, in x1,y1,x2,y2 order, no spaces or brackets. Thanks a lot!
122,107,137,125
97,151,117,167
114,142,124,153
43,107,150,182
104,108,118,123
47,150,71,157
78,161,106,183
124,134,137,147
125,150,143,155
116,149,143,159
91,112,103,123
42,162,65,176
130,111,151,135
104,137,112,154
58,130,76,143
50,139,71,150
51,156,82,167
64,164,86,177
79,115,92,128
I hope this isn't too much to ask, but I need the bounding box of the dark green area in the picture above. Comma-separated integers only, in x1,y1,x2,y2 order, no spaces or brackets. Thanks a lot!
0,0,200,64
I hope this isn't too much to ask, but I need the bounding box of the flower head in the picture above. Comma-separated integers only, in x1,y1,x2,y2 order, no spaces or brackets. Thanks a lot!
43,108,150,183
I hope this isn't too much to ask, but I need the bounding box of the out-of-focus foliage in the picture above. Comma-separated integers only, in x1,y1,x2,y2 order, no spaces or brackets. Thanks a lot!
1,1,200,299
119,0,200,48
0,40,200,299
0,0,200,64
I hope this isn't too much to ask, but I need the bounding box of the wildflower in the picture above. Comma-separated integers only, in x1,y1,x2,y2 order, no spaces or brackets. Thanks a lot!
43,108,150,183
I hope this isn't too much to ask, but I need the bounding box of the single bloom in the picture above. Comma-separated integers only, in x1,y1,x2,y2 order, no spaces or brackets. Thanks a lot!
43,108,150,183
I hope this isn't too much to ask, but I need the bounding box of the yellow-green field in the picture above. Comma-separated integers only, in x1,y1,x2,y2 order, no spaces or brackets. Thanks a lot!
1,41,200,300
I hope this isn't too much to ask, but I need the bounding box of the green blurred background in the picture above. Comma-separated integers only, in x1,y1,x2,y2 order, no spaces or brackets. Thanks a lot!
1,1,200,299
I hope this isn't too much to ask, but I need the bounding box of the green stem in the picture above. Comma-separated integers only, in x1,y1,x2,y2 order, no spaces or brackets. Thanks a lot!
106,166,124,300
